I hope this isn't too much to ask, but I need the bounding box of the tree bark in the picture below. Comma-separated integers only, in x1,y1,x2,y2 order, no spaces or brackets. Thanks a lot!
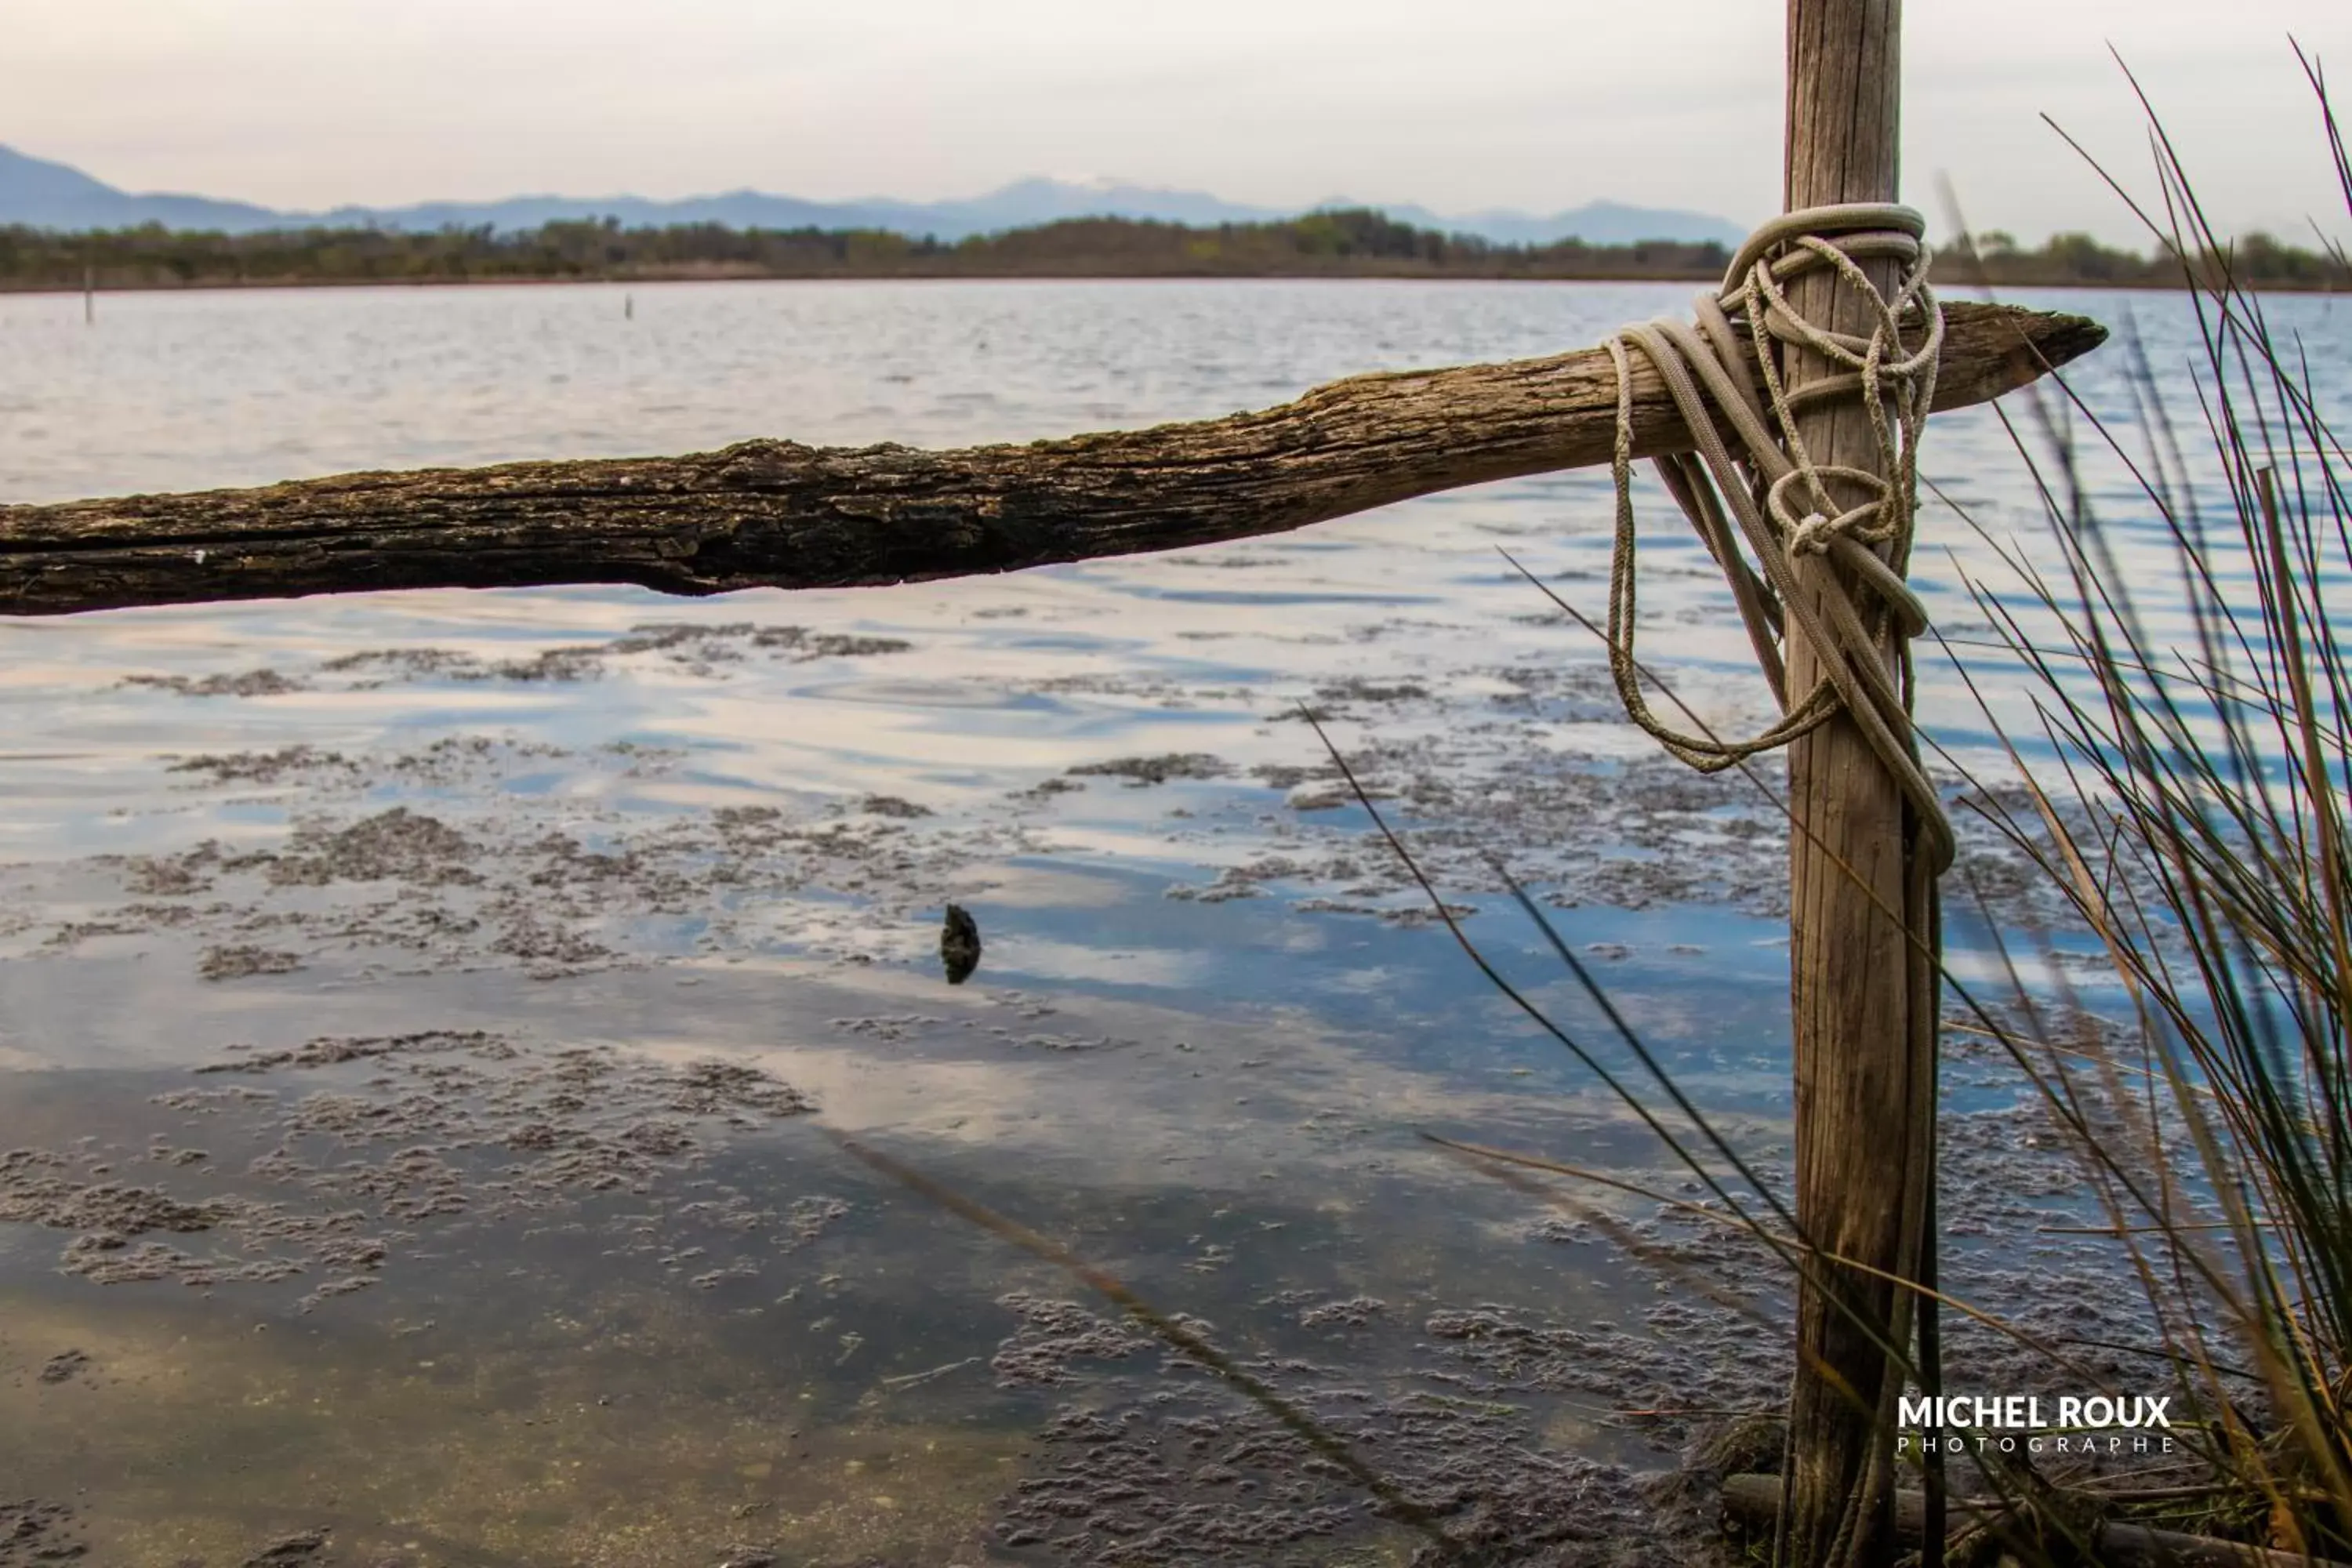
1779,4,1938,1566
0,299,2098,618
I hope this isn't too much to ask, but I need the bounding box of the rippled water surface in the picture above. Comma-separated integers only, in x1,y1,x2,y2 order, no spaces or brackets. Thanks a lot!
0,278,2345,1565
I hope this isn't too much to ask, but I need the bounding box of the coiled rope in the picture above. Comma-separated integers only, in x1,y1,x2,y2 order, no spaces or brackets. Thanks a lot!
1602,202,1953,869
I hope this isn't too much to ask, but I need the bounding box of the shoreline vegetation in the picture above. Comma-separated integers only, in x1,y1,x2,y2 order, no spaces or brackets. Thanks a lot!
2,206,2343,295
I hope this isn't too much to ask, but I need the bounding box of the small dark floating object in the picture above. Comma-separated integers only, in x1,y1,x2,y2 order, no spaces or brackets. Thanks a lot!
941,902,982,985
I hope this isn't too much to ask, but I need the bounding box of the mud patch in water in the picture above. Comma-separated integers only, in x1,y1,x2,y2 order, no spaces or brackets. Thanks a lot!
0,1499,84,1567
0,1029,817,1305
1065,755,1234,787
0,1283,1022,1567
15,773,1041,984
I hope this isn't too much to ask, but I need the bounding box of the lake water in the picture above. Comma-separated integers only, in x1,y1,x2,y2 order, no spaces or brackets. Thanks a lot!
0,278,2342,1566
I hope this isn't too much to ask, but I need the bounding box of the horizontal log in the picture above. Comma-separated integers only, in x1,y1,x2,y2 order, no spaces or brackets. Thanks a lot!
0,299,2101,618
1722,1472,2347,1568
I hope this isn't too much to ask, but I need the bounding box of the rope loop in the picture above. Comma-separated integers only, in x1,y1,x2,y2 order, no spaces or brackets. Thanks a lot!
1598,203,1954,871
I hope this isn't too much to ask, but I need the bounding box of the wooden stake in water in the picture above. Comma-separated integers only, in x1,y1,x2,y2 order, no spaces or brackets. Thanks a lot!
83,263,94,326
1778,2,1940,1565
624,292,634,321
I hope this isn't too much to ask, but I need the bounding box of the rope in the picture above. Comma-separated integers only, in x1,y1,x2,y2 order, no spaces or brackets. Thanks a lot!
1602,202,1954,870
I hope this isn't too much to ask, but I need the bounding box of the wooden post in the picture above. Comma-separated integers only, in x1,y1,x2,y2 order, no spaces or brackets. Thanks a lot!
1780,3,1940,1566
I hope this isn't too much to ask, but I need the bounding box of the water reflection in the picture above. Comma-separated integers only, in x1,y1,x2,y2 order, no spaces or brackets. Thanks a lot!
0,278,2340,1558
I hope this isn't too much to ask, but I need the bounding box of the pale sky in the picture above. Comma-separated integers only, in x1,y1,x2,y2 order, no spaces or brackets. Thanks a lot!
8,0,2350,249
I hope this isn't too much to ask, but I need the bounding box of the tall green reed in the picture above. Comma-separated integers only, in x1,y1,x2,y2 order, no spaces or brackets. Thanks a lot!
1926,43,2352,1555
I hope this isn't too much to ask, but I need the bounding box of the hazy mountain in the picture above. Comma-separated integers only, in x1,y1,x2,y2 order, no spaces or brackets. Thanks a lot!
0,145,1744,248
0,145,281,232
1377,199,1748,249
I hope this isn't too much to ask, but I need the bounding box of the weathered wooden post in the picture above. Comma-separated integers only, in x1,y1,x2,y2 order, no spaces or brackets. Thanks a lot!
1779,2,1940,1565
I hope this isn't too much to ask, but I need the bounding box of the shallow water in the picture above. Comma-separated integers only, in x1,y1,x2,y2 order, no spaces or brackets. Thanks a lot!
0,278,2343,1564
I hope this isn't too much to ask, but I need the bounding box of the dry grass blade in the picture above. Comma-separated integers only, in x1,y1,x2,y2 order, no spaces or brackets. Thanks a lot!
818,1128,1460,1552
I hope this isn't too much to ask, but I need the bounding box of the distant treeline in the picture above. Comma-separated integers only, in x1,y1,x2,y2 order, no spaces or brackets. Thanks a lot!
0,210,2342,292
1946,228,2348,291
0,211,1726,289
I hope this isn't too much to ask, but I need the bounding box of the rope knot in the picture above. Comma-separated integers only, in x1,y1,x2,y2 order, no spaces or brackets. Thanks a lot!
1596,201,1954,871
1788,512,1838,556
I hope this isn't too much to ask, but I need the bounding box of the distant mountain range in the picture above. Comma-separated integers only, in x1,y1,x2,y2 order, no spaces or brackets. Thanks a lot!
0,143,1745,248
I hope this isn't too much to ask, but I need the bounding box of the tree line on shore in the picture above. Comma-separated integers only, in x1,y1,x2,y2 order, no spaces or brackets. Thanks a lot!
0,208,2340,291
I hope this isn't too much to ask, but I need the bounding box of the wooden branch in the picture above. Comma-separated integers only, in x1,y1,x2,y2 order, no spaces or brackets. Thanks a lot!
1723,1474,2350,1568
0,299,2100,618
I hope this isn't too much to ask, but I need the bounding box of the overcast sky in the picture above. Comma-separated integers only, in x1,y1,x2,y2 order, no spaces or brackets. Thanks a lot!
9,1,2348,247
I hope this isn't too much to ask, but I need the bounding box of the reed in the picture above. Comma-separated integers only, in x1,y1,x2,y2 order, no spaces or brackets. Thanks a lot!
1922,43,2352,1559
